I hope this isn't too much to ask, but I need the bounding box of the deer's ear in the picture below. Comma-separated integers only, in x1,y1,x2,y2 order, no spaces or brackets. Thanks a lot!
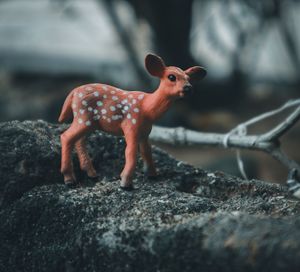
145,53,166,78
185,66,207,83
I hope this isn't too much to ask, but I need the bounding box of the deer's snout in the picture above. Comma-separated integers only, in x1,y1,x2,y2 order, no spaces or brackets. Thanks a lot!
183,84,193,95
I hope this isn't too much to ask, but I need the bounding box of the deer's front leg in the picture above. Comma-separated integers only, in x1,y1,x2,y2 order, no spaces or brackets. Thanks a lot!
120,134,138,189
139,139,157,177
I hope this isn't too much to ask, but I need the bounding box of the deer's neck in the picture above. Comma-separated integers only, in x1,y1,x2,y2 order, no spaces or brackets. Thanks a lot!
143,87,174,122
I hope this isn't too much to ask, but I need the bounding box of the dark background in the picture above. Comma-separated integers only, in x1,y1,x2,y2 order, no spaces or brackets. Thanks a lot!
0,0,299,183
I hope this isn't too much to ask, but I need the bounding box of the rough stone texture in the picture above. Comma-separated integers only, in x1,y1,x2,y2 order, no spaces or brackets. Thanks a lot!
1,120,300,272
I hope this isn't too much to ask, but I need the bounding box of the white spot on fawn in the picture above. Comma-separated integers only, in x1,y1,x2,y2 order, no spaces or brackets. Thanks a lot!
101,109,107,114
78,93,83,98
132,99,137,104
138,94,144,100
116,104,122,108
72,103,77,109
82,100,88,106
79,109,85,114
112,96,118,101
132,118,137,124
102,85,108,91
85,120,91,126
111,90,115,94
127,113,131,119
133,108,139,113
93,91,99,97
78,118,83,124
88,107,93,112
85,86,93,91
110,106,116,111
97,101,103,107
73,112,77,117
107,118,111,123
121,99,128,105
103,94,107,99
93,115,100,120
93,109,98,114
124,105,129,111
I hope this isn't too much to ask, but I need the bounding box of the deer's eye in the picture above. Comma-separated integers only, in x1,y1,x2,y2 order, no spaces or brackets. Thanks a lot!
168,74,176,82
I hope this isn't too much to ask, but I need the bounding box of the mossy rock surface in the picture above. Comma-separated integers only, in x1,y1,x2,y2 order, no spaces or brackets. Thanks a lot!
0,121,300,272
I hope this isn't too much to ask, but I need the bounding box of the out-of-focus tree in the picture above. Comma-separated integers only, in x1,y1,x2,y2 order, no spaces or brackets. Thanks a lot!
203,0,300,83
126,0,196,68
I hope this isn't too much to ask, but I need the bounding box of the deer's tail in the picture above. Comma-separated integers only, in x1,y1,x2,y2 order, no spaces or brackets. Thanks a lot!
58,91,74,123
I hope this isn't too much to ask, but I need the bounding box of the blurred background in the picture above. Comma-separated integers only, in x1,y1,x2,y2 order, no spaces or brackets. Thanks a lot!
0,0,299,183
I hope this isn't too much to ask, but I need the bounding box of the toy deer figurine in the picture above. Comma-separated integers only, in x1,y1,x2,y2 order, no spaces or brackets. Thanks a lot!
58,54,206,189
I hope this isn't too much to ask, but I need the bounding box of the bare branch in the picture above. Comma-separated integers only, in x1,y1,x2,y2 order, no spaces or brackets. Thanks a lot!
150,127,273,150
260,106,300,141
149,101,300,175
270,148,300,173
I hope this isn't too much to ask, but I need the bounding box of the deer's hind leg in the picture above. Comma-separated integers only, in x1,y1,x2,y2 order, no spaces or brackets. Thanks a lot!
60,123,91,185
75,137,97,178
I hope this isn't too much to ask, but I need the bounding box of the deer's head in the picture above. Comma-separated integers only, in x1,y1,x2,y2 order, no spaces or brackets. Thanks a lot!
145,53,207,98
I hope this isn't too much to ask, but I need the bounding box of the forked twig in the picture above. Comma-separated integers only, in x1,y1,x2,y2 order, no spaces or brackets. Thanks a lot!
150,99,300,176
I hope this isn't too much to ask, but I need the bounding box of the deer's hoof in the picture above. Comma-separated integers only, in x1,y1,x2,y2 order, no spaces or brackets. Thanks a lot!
143,166,157,177
120,175,133,189
87,169,98,178
120,184,134,191
65,180,78,189
87,174,99,182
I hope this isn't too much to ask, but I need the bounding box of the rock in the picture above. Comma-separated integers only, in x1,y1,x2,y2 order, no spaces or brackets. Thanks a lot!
0,120,300,272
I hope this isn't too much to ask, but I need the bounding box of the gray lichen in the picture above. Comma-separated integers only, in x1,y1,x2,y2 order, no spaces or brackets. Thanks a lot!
0,120,300,272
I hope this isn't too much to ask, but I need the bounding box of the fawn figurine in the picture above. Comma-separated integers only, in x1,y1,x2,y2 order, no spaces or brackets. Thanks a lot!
58,53,206,189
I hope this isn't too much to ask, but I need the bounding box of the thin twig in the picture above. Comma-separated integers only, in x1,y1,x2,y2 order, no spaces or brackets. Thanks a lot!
150,101,300,174
260,106,300,141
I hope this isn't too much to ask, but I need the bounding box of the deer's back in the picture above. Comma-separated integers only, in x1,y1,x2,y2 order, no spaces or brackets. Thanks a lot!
70,84,147,135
